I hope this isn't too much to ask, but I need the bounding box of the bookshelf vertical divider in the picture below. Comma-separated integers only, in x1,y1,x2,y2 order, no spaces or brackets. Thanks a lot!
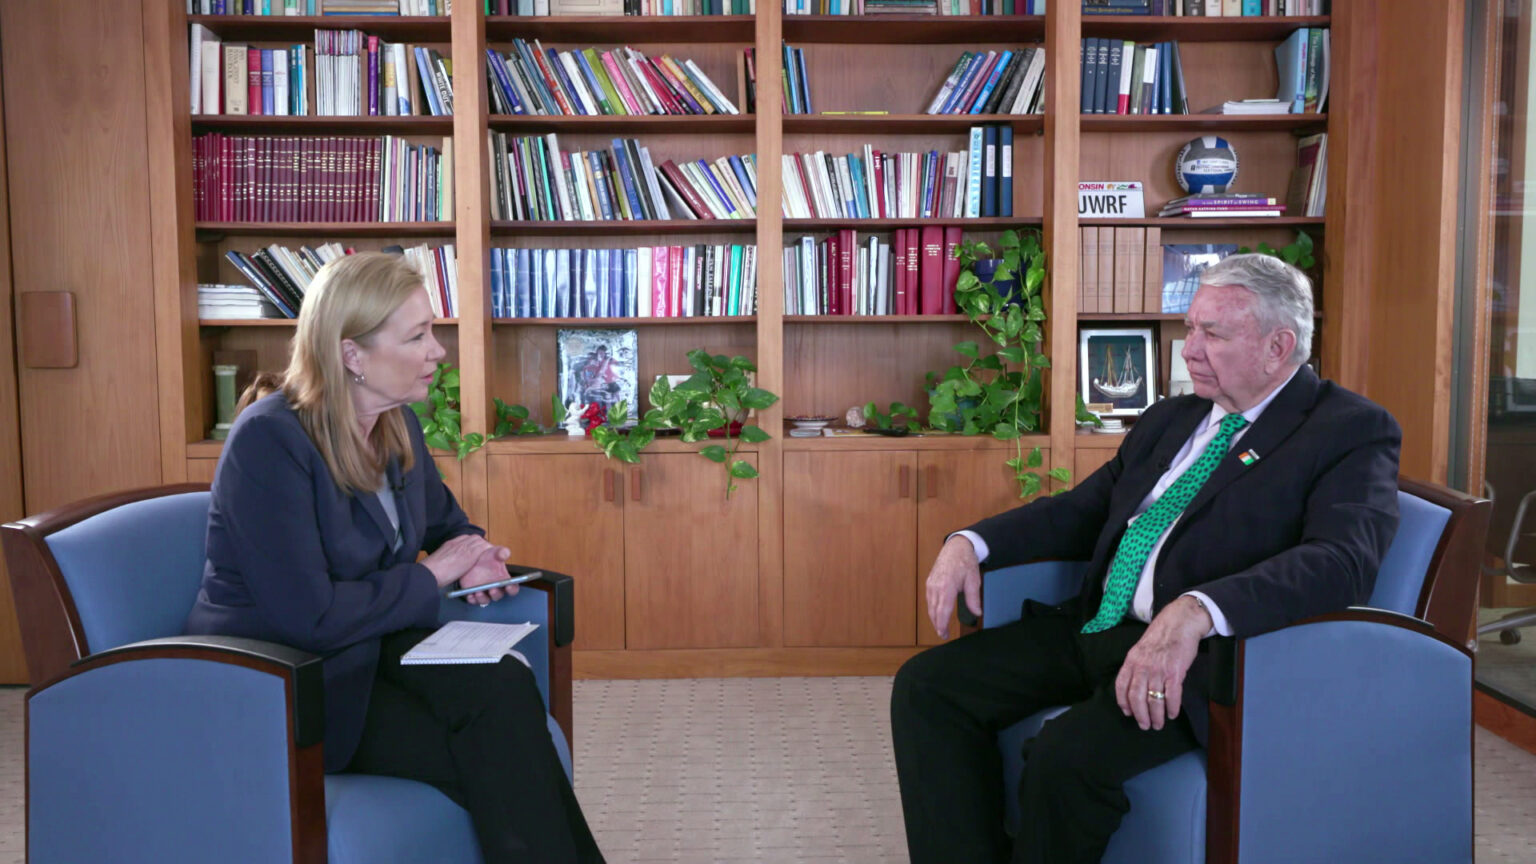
1046,1,1082,489
453,1,494,522
755,4,788,649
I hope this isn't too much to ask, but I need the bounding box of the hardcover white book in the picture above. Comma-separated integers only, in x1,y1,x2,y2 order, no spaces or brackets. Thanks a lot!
190,24,210,113
201,40,222,115
274,56,290,116
638,146,670,220
400,620,539,665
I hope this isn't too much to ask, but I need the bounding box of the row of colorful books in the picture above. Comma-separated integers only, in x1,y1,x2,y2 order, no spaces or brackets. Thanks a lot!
783,227,963,316
190,0,448,13
220,243,458,318
313,31,454,116
191,35,308,116
785,0,1045,14
487,0,753,13
1081,38,1188,115
487,41,737,117
781,127,1015,220
1095,0,1327,14
1274,28,1329,114
193,134,454,222
491,244,758,319
490,133,757,221
1157,193,1283,218
926,46,1046,115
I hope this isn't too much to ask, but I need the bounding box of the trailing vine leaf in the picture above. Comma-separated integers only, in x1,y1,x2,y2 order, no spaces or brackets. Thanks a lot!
931,228,1070,498
411,363,545,465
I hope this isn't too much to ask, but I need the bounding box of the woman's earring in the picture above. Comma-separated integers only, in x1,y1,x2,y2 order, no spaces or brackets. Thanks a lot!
352,372,365,384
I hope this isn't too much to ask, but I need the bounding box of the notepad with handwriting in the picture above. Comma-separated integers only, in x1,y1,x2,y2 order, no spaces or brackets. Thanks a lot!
400,620,540,665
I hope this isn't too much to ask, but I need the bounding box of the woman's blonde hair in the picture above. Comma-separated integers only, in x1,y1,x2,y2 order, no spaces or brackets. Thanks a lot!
237,252,426,493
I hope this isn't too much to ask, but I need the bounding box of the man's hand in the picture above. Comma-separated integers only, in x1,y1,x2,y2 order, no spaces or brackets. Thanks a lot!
454,540,514,607
1114,596,1212,731
924,535,982,640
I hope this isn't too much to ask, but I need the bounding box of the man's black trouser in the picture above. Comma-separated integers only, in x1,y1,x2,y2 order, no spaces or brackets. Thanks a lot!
891,607,1200,864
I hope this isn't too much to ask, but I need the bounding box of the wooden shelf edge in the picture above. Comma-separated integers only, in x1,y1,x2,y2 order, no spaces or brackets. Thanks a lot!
781,433,1049,451
1078,217,1325,228
490,219,755,235
1080,114,1327,132
784,217,1040,229
489,114,754,133
1079,15,1330,42
482,436,761,455
196,221,455,237
493,316,756,325
191,115,455,133
784,314,972,323
199,318,459,327
783,15,1045,44
784,114,1044,134
485,14,755,42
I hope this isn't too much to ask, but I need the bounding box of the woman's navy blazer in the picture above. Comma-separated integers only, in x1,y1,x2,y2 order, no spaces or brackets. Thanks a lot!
185,393,481,770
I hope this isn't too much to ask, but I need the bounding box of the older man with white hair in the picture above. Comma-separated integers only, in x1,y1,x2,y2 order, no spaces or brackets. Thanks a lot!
891,253,1403,864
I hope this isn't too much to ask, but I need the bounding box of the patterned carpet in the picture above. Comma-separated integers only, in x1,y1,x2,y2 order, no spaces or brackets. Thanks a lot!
2,676,1533,862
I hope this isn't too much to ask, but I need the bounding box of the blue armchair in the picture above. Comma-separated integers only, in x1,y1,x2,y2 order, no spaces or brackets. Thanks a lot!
3,483,577,864
961,477,1488,864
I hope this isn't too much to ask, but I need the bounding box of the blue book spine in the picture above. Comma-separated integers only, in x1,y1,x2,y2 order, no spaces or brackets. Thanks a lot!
981,126,998,217
551,249,567,318
1159,42,1173,116
783,44,801,116
848,156,870,219
588,151,616,221
486,49,525,115
999,125,1014,218
261,49,275,115
414,47,443,116
572,51,611,115
594,248,610,317
697,161,736,217
728,155,756,209
796,47,812,114
1242,0,1261,13
610,139,645,220
624,248,639,318
969,50,1012,115
608,247,623,317
545,49,585,115
941,53,983,115
491,247,505,318
514,249,530,317
583,249,600,317
513,40,558,114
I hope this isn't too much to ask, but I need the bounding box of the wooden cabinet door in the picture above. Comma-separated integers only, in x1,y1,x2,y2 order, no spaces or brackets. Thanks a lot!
1074,447,1117,485
916,449,1050,645
784,450,917,647
487,455,626,650
2,1,163,512
623,453,759,650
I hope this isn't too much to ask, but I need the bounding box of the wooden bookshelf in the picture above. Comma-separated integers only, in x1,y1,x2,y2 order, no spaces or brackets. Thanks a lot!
150,1,1358,676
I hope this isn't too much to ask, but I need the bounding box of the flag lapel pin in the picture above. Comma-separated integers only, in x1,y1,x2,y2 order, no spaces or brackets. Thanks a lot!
1237,449,1259,466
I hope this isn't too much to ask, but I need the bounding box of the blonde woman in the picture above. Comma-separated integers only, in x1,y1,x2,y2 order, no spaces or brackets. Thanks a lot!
185,253,603,863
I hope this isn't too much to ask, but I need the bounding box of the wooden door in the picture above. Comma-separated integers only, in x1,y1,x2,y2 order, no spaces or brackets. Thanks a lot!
915,449,1046,645
1,2,164,512
784,450,917,647
624,453,759,650
487,454,626,650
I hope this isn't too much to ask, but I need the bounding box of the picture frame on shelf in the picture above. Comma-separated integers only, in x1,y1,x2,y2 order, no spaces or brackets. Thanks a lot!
557,328,639,425
1080,328,1156,417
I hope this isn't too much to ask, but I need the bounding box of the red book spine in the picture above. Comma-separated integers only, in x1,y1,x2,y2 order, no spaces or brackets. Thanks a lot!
652,246,669,316
920,225,943,315
658,160,711,220
826,234,840,315
838,228,855,316
904,229,922,314
667,244,683,315
942,226,962,314
792,153,816,218
893,229,908,316
369,138,381,223
247,47,263,116
299,137,311,222
244,136,256,222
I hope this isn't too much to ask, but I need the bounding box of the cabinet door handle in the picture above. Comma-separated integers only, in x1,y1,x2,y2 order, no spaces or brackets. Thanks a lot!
925,465,938,499
604,468,616,503
630,468,643,502
899,465,911,498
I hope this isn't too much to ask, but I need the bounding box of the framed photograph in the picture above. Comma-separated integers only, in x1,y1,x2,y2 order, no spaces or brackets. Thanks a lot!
557,328,638,423
1080,328,1156,416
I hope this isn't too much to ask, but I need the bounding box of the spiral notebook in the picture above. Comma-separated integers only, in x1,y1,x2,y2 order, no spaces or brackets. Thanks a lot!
400,620,540,665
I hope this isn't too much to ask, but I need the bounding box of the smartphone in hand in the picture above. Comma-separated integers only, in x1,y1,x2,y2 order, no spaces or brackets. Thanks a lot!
446,567,543,599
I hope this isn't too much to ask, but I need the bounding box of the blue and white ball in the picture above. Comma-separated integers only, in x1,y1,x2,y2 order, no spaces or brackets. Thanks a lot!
1175,136,1239,194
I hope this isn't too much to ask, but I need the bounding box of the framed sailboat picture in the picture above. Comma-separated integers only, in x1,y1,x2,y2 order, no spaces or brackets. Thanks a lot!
1079,328,1156,416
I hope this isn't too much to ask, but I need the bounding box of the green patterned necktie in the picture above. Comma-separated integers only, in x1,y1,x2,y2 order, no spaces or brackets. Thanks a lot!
1081,412,1250,634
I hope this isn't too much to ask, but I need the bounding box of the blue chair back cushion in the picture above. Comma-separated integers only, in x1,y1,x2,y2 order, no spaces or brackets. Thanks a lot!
1367,490,1449,615
29,657,294,864
44,491,212,653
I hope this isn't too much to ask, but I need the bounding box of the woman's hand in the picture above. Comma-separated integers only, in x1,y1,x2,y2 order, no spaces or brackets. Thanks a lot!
455,541,515,607
421,535,486,589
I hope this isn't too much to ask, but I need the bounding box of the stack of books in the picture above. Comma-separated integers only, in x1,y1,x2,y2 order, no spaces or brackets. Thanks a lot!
194,134,454,223
1081,39,1187,115
486,42,737,117
1084,0,1328,13
489,133,757,222
188,0,448,13
925,46,1046,116
783,127,1013,220
783,227,963,316
1215,99,1292,115
492,244,757,319
198,284,283,320
1286,132,1326,218
1158,194,1283,218
316,30,454,117
784,0,1043,12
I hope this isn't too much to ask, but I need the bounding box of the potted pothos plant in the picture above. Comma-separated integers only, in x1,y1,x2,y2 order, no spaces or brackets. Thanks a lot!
927,228,1079,498
589,349,779,499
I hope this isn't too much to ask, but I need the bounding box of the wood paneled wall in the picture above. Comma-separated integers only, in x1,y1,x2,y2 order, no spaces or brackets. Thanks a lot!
0,43,30,683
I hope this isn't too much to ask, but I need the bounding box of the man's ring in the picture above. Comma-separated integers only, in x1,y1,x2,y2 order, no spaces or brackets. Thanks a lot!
1148,689,1166,701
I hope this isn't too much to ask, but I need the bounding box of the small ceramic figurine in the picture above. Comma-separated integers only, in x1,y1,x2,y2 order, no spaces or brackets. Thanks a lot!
845,405,867,429
563,401,587,437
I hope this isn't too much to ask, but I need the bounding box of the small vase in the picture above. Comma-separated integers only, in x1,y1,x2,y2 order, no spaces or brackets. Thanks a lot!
210,364,239,441
971,258,1023,308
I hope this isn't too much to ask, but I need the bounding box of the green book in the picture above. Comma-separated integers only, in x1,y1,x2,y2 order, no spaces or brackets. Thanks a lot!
583,49,629,117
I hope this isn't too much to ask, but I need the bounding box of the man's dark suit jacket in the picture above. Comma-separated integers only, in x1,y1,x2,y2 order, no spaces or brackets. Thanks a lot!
185,393,481,771
967,366,1401,741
